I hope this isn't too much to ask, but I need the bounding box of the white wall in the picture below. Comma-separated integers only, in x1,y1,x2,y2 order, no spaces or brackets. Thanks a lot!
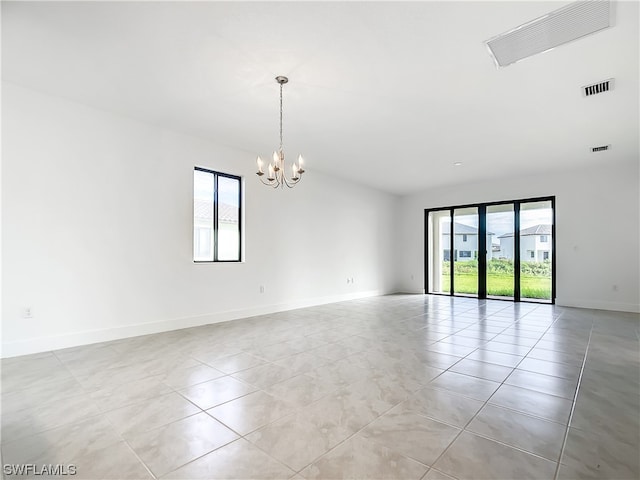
397,161,640,313
1,83,400,357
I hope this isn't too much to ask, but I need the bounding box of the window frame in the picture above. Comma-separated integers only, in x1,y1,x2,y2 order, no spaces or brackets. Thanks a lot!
193,167,242,263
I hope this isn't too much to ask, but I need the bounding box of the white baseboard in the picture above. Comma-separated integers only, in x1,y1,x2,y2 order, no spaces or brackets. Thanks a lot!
1,290,384,358
556,297,640,314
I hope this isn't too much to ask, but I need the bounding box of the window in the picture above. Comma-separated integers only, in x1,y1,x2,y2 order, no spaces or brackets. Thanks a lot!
462,234,468,242
193,168,241,262
543,251,550,260
529,250,535,259
540,235,548,243
459,250,472,258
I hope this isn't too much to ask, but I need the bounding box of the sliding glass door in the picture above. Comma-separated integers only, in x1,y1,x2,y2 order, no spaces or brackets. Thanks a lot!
519,200,554,301
453,207,479,297
425,197,555,304
427,210,451,294
487,204,515,300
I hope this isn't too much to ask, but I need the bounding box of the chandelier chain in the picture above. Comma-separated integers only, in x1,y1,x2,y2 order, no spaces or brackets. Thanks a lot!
279,82,284,153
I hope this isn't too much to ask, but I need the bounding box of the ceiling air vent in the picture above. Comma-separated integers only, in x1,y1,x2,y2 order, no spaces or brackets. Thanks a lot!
583,78,614,97
485,0,612,67
592,145,610,152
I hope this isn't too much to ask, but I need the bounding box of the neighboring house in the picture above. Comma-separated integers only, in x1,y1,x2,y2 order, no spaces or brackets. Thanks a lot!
442,223,495,262
498,224,552,262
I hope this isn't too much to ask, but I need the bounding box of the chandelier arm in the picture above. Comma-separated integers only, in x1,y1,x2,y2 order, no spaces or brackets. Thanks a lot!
258,176,276,187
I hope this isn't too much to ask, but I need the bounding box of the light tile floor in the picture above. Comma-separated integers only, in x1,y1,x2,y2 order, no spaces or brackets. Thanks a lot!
1,295,639,479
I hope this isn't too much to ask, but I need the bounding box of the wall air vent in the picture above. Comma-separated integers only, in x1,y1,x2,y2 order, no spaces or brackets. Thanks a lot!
583,78,614,97
486,0,612,67
592,145,610,152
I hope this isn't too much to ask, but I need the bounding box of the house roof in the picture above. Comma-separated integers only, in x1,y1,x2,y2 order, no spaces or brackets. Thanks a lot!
499,224,551,238
194,199,238,223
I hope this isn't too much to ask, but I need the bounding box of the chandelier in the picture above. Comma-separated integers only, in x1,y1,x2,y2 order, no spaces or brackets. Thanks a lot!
256,76,305,188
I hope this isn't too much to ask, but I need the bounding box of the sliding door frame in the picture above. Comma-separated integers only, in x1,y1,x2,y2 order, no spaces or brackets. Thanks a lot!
424,196,556,304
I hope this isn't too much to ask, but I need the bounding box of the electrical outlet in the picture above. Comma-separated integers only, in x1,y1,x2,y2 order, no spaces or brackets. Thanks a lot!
22,307,33,319
259,285,265,293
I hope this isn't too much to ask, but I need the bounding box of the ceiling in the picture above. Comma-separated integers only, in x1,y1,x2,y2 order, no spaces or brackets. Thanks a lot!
2,1,638,195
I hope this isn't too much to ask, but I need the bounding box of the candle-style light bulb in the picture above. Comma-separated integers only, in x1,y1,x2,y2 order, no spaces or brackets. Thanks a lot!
268,164,275,180
298,155,305,173
272,151,280,170
292,163,298,179
256,156,264,173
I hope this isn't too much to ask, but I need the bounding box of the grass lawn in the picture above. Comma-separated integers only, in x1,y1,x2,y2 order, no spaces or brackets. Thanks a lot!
442,273,551,299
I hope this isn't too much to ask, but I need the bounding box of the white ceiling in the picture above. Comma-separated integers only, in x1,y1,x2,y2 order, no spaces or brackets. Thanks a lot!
2,1,638,195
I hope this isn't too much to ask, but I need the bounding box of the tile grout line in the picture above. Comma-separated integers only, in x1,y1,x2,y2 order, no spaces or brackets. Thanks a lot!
552,317,594,480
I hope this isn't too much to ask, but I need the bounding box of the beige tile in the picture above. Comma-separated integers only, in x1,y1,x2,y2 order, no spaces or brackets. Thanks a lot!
160,362,225,389
505,369,577,399
161,438,295,479
434,431,556,479
1,355,73,393
89,374,173,411
246,410,353,471
206,352,267,374
232,363,298,389
466,349,524,368
207,390,296,435
1,416,122,467
423,469,458,480
302,382,395,433
428,371,500,402
189,344,244,364
526,347,585,367
272,351,328,375
104,392,200,438
307,358,369,389
1,391,102,441
69,441,153,479
400,386,484,428
560,427,640,479
128,412,238,477
448,358,513,382
1,375,84,412
309,343,360,361
489,384,573,424
361,410,460,466
481,340,532,356
467,404,566,461
517,357,581,381
177,375,256,410
265,374,338,408
301,433,428,480
424,342,476,357
417,352,463,370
